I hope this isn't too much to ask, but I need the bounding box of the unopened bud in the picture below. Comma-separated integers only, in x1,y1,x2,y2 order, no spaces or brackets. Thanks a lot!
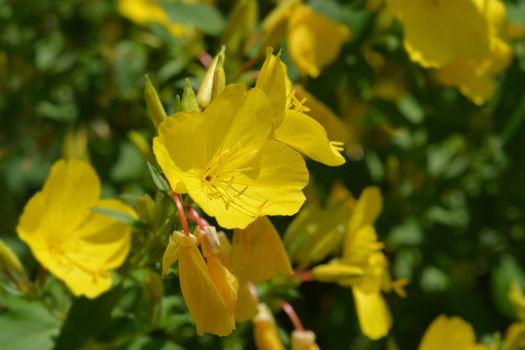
181,79,199,112
197,46,226,108
144,75,167,129
291,330,320,350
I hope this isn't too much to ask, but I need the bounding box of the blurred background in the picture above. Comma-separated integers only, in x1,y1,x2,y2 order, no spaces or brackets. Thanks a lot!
2,0,525,349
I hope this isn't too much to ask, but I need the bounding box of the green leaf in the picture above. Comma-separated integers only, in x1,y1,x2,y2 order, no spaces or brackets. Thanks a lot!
0,296,61,350
147,162,171,193
54,287,122,350
159,2,225,36
91,207,138,226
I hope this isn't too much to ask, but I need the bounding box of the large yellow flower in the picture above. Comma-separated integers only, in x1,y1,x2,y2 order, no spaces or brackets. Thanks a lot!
153,83,308,229
256,50,346,167
418,315,488,350
17,159,135,298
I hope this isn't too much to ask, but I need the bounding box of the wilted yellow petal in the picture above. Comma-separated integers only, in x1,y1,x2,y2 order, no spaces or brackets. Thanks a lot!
235,282,259,322
418,315,488,350
253,303,286,350
162,231,198,277
343,225,383,267
207,255,239,315
232,217,293,283
353,289,392,340
179,245,235,336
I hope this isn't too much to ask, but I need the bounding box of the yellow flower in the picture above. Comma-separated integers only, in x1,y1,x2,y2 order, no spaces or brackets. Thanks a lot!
418,315,488,350
17,159,134,298
165,230,237,336
311,187,402,340
287,4,350,78
118,0,189,38
253,303,286,350
434,36,512,105
256,50,346,167
153,83,309,229
387,0,493,68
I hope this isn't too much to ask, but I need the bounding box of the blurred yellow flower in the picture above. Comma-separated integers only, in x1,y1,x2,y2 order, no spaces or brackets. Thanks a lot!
260,2,349,78
256,50,346,166
312,187,405,340
17,159,134,298
418,315,488,350
387,0,492,68
435,33,512,105
118,0,188,37
287,4,350,78
153,84,308,229
388,0,512,104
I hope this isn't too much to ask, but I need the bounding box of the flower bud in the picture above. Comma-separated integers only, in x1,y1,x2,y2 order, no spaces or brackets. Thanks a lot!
144,75,167,129
291,330,320,350
197,46,226,108
253,303,285,350
181,78,199,112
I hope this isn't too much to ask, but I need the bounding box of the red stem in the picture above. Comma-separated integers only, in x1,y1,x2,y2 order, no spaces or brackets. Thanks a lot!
278,300,304,331
188,207,206,231
247,281,259,304
293,270,315,282
172,193,189,236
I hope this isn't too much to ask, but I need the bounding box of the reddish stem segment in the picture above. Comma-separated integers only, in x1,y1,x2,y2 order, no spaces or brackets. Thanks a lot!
247,281,259,304
294,270,315,282
188,207,206,232
173,193,189,236
197,51,213,68
278,300,304,332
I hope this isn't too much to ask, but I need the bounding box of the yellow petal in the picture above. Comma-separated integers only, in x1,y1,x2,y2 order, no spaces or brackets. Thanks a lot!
418,315,488,350
346,186,383,237
294,86,352,154
179,245,235,336
343,225,383,267
434,38,512,105
312,262,363,284
231,217,293,283
256,48,288,126
235,282,259,322
207,255,239,315
353,289,392,340
253,303,286,350
274,110,346,166
287,5,350,77
387,0,492,68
